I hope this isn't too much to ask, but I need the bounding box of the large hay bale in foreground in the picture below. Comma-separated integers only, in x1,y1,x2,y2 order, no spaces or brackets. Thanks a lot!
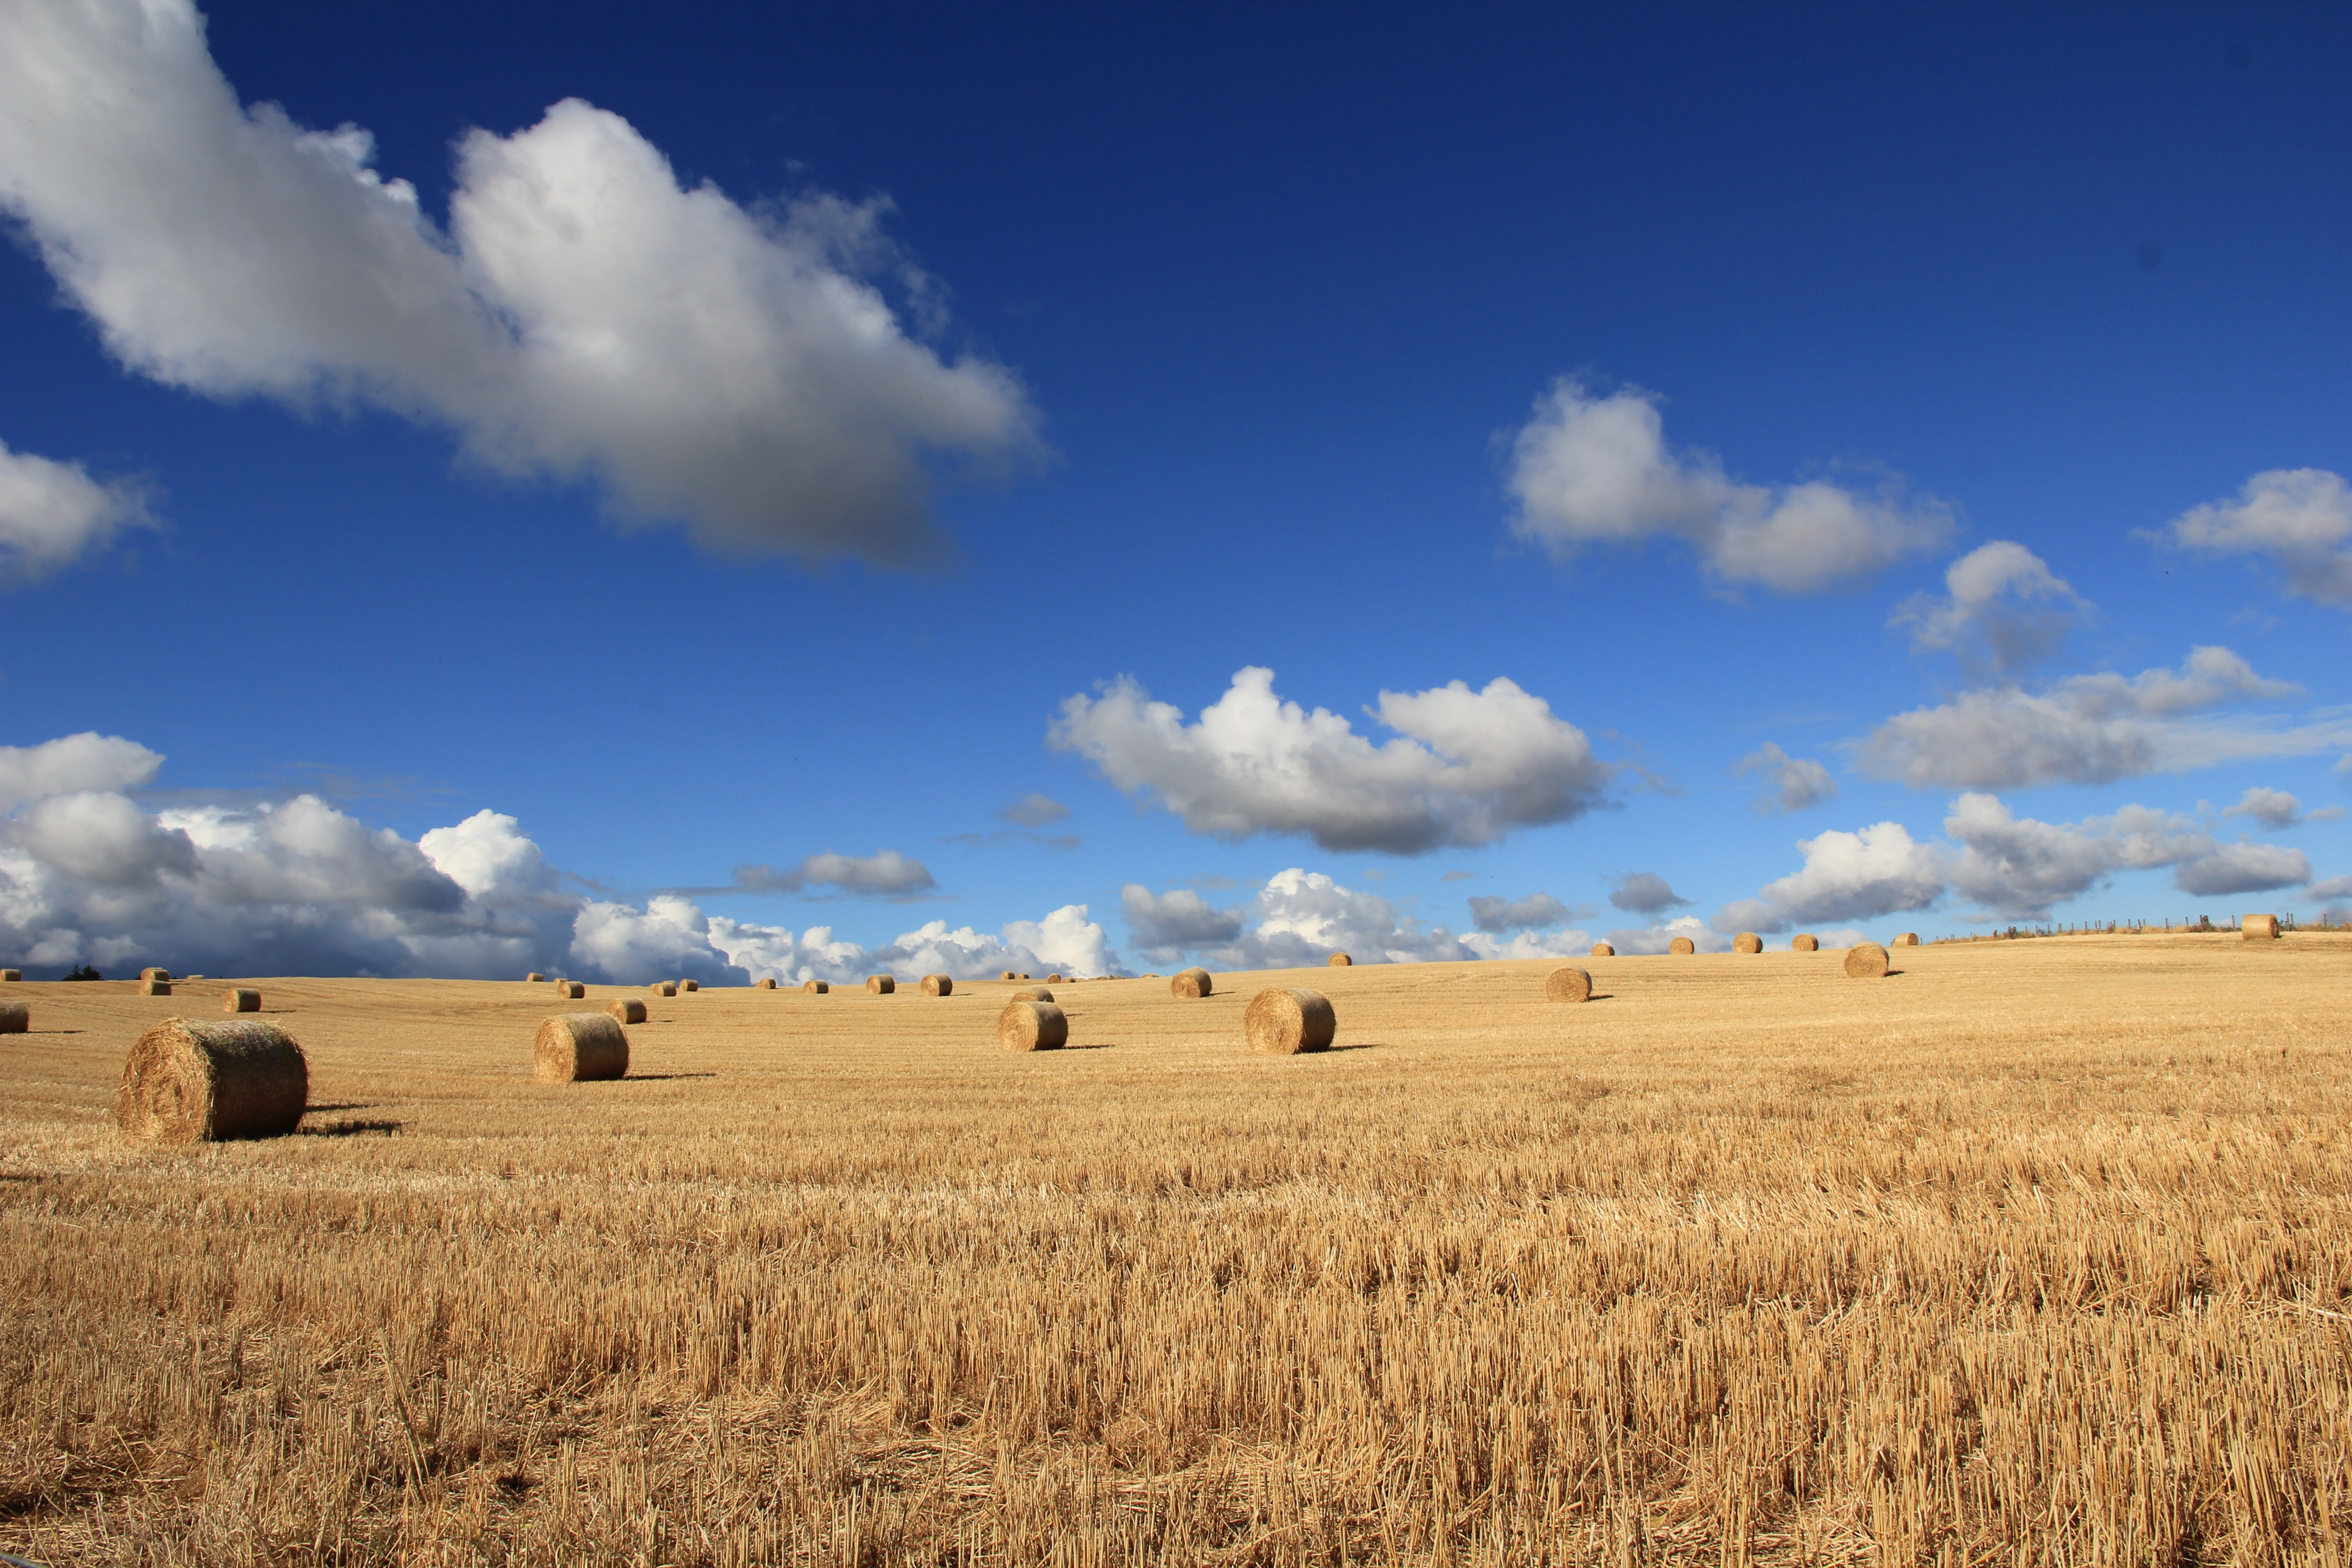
557,980,584,1000
921,974,952,996
525,971,545,983
1013,986,1055,1003
1589,943,1614,957
533,1013,628,1083
139,967,171,982
1170,967,1213,999
1245,987,1337,1054
608,997,647,1025
867,975,896,995
1669,937,1695,956
1845,942,1890,979
1733,932,1762,954
1328,953,1352,967
116,1018,307,1143
222,988,260,1014
754,978,777,990
802,980,828,995
2243,913,2280,941
1893,932,1920,947
1792,934,1819,952
1545,966,1592,1003
998,998,1067,1052
141,979,172,996
0,1002,25,1034
651,982,676,997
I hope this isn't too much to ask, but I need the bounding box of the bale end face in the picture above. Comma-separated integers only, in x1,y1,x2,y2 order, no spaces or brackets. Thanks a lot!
1892,932,1920,947
1668,937,1695,956
222,988,260,1014
140,979,172,996
920,974,952,996
1733,932,1762,954
1589,943,1614,957
0,1001,26,1034
997,998,1068,1052
1844,942,1891,979
608,997,647,1025
754,977,777,990
1792,934,1819,952
116,1018,308,1143
558,980,584,1000
1544,966,1592,1003
2242,913,2281,940
1245,987,1337,1054
1170,967,1213,999
524,971,545,983
1327,952,1352,967
533,1013,628,1083
866,975,896,995
802,980,828,995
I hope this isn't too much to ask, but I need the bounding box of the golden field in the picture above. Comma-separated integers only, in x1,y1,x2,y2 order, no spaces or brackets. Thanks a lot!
2,934,2349,1566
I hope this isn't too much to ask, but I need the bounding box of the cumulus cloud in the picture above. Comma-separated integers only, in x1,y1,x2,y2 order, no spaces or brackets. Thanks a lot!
2223,787,2303,830
1733,743,1838,814
2151,469,2352,608
0,732,162,811
1938,795,2210,921
1857,647,2332,790
2172,842,2312,898
1120,884,1245,950
1715,821,1946,932
0,0,1037,565
1503,379,1951,594
1602,916,1729,955
1049,666,1612,855
2305,874,2352,903
0,439,153,584
730,850,935,897
1607,871,1692,916
1891,541,2090,675
1000,793,1071,828
1466,892,1578,933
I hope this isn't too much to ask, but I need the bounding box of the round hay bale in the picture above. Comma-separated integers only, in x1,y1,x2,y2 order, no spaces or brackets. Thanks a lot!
0,1001,26,1034
866,975,896,995
1047,974,1064,983
1327,952,1352,967
652,982,677,997
802,980,828,995
116,1018,307,1143
0,968,18,982
754,977,777,990
1844,942,1890,979
998,998,1067,1052
558,980,584,1000
1170,966,1213,999
680,979,699,992
608,997,647,1025
2242,913,2280,941
1668,937,1695,956
533,1013,628,1083
1000,970,1018,981
1245,987,1337,1054
525,971,545,983
1544,966,1592,1003
921,974,952,996
1792,934,1819,952
1733,932,1762,954
1589,942,1614,957
1892,932,1920,947
1012,986,1055,1003
222,987,260,1014
139,967,171,982
140,979,172,996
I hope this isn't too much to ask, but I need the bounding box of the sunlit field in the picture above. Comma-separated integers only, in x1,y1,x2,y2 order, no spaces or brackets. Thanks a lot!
4,934,2349,1565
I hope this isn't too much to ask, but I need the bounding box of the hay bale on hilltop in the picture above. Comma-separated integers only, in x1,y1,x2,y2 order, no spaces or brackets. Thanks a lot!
867,975,896,995
921,974,952,996
998,998,1068,1052
557,980,584,1000
1845,942,1890,979
1170,967,1213,999
1545,966,1592,1003
1733,933,1762,954
608,997,647,1025
1669,937,1695,956
139,968,171,982
802,980,828,995
755,978,777,990
222,988,260,1014
1793,935,1819,952
1013,986,1055,1003
2243,913,2281,941
116,1018,307,1143
680,979,699,992
1589,943,1614,957
1328,953,1352,967
525,972,545,983
1047,974,1064,983
533,1013,628,1083
1893,933,1920,947
651,982,676,997
1245,987,1337,1054
0,969,20,982
1000,970,1018,981
0,1002,26,1034
140,979,172,997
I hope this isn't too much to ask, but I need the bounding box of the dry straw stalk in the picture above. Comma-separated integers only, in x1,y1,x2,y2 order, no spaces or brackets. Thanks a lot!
996,998,1067,1052
115,1017,307,1143
1244,986,1337,1054
532,1013,628,1083
1170,967,1213,999
1544,966,1592,1003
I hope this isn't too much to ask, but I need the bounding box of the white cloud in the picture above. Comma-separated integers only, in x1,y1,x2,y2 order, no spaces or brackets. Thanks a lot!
1607,871,1691,916
1503,379,1950,594
2152,469,2352,607
2305,875,2352,903
2223,787,2302,830
0,732,162,811
1120,884,1245,950
2172,842,2312,898
1891,541,2090,675
1938,795,2208,921
1000,793,1070,828
1049,666,1611,855
1733,742,1837,814
1466,892,1576,933
0,0,1037,565
1716,821,1945,931
1600,916,1728,955
0,439,152,583
1857,647,2332,790
697,904,1121,985
1121,868,1506,969
730,850,935,897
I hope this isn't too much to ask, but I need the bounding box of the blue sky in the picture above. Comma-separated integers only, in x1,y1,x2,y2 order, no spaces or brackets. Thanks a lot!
1,0,2348,980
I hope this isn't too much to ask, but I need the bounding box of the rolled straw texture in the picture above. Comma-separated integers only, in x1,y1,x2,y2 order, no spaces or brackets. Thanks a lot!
1669,937,1695,956
1893,933,1920,947
1245,987,1337,1055
866,975,896,995
1792,935,1819,952
139,968,171,982
680,980,699,992
0,1002,25,1034
222,988,260,1014
652,982,677,997
524,972,545,983
2243,914,2280,940
1012,986,1055,1003
1544,966,1592,1003
0,968,19,981
1733,933,1762,954
1327,953,1352,967
116,1018,307,1143
754,978,777,990
802,980,828,995
1845,942,1891,979
532,1013,628,1083
920,975,952,996
1000,970,1018,981
608,998,647,1025
1589,943,1614,957
997,999,1067,1052
140,979,171,996
558,981,584,1000
1170,967,1213,999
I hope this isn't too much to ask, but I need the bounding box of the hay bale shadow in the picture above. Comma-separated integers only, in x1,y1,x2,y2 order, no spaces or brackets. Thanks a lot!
622,1072,718,1081
300,1117,404,1138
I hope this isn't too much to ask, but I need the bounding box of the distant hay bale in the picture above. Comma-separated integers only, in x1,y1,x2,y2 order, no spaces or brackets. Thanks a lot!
1170,967,1213,999
1245,987,1337,1055
1793,935,1819,952
0,1002,25,1034
1019,973,1032,980
116,1018,307,1143
2243,913,2280,941
140,979,172,996
139,968,171,982
998,998,1067,1052
1328,953,1352,967
680,979,699,992
525,972,545,983
1001,970,1018,981
1892,932,1920,947
222,988,260,1014
0,968,19,982
921,974,952,996
1544,966,1592,1003
608,997,647,1025
533,1013,628,1083
867,975,896,994
802,980,828,995
652,982,676,997
1845,942,1890,979
755,978,777,990
1669,937,1695,956
557,980,584,1000
1589,943,1614,957
1047,974,1064,983
1733,932,1762,954
1009,985,1054,1001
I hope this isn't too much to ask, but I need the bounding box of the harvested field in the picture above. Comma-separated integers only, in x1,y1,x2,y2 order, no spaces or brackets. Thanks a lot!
3,935,2352,1564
